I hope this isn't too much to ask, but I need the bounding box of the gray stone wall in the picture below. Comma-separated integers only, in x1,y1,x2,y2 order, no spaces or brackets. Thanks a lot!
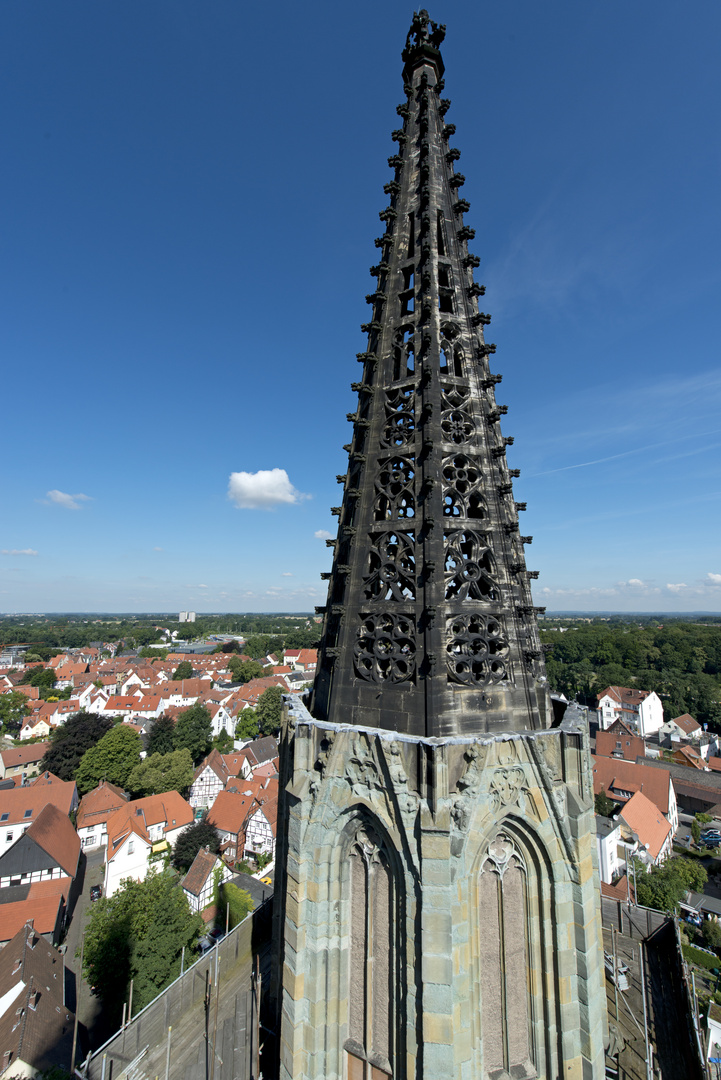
274,698,606,1079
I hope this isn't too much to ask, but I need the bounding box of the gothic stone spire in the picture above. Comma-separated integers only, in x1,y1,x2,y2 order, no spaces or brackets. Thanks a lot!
312,11,549,738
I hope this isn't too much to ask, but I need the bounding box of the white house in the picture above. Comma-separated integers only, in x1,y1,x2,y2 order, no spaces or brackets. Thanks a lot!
243,797,278,863
189,750,231,810
181,847,232,913
76,779,129,850
659,712,702,742
595,816,627,885
105,817,153,897
103,790,193,897
596,686,664,737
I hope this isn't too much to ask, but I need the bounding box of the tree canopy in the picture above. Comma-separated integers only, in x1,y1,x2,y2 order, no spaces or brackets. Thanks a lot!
633,856,707,913
75,724,142,795
172,816,221,872
235,709,259,741
40,711,114,780
219,881,253,930
20,666,57,690
173,702,212,763
256,685,283,735
172,660,194,681
0,690,31,735
228,657,265,684
594,789,616,818
541,618,721,727
127,748,194,798
147,714,176,756
82,869,202,1019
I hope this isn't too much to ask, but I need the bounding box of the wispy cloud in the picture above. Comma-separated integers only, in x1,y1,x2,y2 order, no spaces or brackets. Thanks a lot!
227,468,308,510
528,430,721,478
281,572,293,577
1,548,38,556
153,546,164,552
708,573,721,586
666,583,687,593
314,529,332,540
43,489,92,510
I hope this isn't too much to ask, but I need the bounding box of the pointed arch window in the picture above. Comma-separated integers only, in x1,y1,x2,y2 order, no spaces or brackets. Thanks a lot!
345,823,395,1080
479,834,536,1080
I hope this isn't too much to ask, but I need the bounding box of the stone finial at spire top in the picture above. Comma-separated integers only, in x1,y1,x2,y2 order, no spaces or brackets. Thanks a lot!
402,9,446,79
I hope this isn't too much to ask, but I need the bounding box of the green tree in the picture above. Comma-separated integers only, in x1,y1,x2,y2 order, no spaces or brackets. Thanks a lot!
218,881,253,930
692,819,701,845
138,646,168,659
594,789,616,818
235,709,259,741
20,665,56,689
228,657,265,684
0,690,30,734
172,660,194,681
213,729,233,753
704,919,721,951
173,702,212,762
221,640,242,653
126,748,194,797
75,725,142,795
171,816,221,872
147,714,176,755
40,712,113,779
256,685,283,735
633,856,707,913
82,869,202,1020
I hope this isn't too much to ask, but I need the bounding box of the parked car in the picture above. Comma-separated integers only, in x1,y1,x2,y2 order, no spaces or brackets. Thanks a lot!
197,936,214,955
90,885,102,902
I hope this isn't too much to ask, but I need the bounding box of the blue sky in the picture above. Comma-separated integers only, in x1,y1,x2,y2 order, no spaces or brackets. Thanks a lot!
1,1,720,614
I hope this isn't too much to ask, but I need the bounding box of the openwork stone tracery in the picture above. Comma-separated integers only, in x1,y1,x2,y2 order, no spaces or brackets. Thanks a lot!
311,1,549,737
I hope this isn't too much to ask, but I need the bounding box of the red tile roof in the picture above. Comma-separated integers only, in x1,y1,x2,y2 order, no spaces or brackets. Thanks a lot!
0,782,77,827
601,875,635,902
105,790,193,850
620,790,672,860
597,686,652,708
672,713,701,735
0,893,65,944
76,779,129,831
591,756,672,815
182,847,219,897
207,791,257,836
0,743,51,770
24,803,81,877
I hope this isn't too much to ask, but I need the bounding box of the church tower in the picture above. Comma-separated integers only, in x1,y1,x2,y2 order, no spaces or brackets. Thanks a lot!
274,11,606,1079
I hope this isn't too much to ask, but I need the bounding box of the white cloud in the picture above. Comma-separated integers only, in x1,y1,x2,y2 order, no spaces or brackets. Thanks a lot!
45,489,92,510
1,548,38,556
227,468,307,510
281,572,293,577
626,578,645,587
314,529,332,540
707,573,721,585
666,583,687,593
153,546,164,552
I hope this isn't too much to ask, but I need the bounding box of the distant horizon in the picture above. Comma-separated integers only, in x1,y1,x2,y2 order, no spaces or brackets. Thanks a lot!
1,3,719,616
1,610,720,620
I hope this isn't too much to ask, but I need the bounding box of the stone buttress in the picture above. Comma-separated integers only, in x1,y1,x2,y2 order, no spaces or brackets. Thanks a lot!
272,11,606,1080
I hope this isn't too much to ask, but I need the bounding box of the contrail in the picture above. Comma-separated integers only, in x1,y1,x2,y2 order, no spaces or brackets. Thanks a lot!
528,428,721,478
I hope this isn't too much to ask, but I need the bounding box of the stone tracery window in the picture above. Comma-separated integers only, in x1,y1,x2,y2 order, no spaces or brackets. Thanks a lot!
345,823,395,1079
479,834,536,1080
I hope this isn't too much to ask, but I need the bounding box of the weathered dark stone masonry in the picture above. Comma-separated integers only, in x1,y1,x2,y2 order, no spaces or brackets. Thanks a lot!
273,12,607,1080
